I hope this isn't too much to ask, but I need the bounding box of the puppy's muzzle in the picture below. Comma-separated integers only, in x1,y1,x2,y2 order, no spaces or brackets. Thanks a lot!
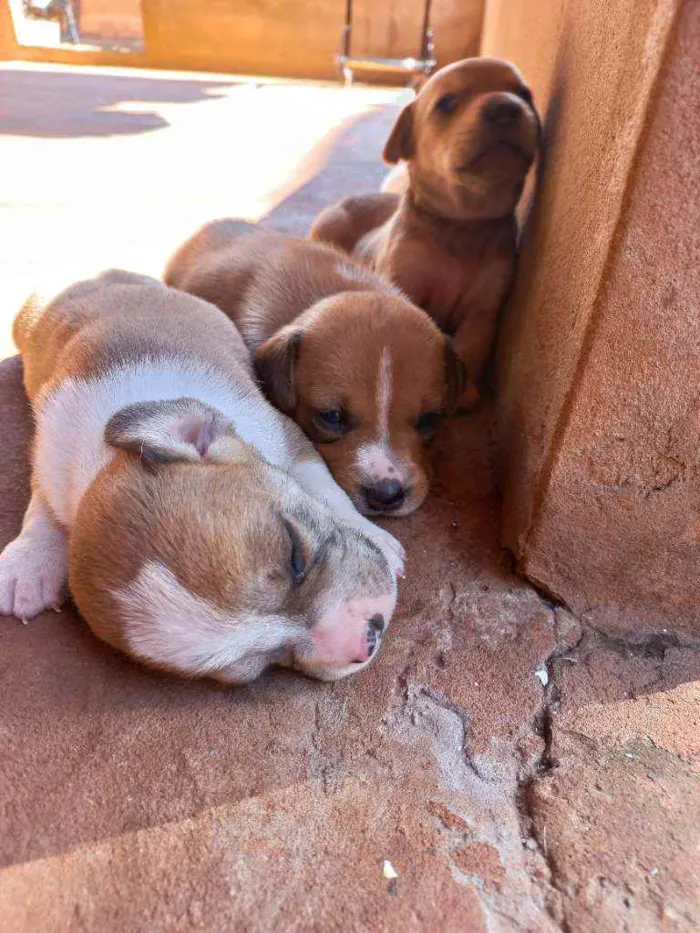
362,479,407,514
481,95,523,126
363,612,386,661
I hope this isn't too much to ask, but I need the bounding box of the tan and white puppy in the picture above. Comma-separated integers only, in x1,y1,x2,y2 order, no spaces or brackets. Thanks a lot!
165,221,465,518
0,271,404,684
310,57,541,409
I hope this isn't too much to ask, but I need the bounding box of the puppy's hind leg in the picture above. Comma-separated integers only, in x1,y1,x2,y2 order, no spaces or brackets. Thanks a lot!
0,491,68,621
310,194,398,254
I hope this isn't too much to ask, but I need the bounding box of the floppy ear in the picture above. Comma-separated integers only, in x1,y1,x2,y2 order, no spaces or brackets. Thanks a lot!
254,327,302,414
105,398,244,466
383,103,416,164
444,339,468,414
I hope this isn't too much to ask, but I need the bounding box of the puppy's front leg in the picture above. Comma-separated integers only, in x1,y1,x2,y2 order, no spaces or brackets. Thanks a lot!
0,490,68,621
451,291,510,410
289,455,405,579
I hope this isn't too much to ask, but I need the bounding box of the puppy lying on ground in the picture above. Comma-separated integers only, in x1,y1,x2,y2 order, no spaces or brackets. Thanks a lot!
310,57,541,409
165,221,465,517
0,271,403,684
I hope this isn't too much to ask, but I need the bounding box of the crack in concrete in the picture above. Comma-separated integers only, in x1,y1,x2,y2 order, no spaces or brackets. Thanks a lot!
512,603,587,932
414,684,489,782
514,609,700,932
586,624,700,660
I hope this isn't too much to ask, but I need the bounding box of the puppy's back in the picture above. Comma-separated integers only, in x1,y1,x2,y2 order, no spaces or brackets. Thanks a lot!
14,271,161,401
15,270,254,402
165,221,391,350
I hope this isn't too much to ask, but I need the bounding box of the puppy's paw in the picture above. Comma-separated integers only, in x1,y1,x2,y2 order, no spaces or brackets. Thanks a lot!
364,523,406,581
0,535,68,621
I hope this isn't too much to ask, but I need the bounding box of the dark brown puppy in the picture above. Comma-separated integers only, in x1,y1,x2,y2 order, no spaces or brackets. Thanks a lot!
165,221,464,517
310,57,541,409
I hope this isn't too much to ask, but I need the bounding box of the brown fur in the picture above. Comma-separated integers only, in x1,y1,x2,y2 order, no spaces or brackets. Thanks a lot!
310,57,541,409
6,271,398,684
15,269,254,403
165,221,464,516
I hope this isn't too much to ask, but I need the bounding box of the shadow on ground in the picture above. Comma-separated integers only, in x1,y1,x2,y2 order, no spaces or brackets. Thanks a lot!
0,68,239,138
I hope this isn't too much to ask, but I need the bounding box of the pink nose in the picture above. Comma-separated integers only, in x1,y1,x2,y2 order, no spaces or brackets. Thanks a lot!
351,613,386,664
310,597,393,668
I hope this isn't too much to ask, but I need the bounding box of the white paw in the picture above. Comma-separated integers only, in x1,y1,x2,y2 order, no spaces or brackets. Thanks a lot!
360,521,405,581
0,535,68,621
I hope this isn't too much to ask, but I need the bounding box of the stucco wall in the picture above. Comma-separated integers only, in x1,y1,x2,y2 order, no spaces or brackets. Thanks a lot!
142,0,483,80
484,0,700,632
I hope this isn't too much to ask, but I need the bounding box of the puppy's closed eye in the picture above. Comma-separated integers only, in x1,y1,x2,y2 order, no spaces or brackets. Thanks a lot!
311,408,352,442
514,86,534,105
285,521,309,585
435,93,460,116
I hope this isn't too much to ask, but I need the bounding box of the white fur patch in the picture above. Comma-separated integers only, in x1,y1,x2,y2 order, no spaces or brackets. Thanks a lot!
353,347,406,490
34,358,296,528
377,347,392,441
112,561,293,677
355,444,400,483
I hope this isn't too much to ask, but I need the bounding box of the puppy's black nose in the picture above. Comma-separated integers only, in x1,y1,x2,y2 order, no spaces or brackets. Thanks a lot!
369,613,386,635
363,480,405,513
482,97,522,125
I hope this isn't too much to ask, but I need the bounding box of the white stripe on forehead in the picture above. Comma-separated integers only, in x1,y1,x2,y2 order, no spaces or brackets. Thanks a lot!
354,348,406,486
377,347,392,444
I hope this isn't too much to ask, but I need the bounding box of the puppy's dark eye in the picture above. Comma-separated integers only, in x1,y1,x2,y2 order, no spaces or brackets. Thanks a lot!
316,409,346,432
416,411,441,434
285,522,307,586
435,93,460,115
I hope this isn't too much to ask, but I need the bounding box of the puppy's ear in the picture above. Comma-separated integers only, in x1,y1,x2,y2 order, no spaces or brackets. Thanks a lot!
254,327,302,414
383,103,416,164
444,339,467,414
106,398,245,467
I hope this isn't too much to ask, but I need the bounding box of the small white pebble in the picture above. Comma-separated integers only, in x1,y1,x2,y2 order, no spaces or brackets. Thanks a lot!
535,667,549,687
649,867,659,876
625,753,635,760
382,860,398,880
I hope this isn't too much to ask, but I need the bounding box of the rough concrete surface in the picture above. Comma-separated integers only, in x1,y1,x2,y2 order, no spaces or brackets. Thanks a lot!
0,64,698,932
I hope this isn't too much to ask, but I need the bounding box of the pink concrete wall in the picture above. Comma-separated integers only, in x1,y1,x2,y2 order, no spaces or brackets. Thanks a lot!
485,0,700,633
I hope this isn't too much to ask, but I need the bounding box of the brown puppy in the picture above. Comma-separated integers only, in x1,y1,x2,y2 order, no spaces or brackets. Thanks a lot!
0,271,403,684
165,221,464,517
310,57,541,408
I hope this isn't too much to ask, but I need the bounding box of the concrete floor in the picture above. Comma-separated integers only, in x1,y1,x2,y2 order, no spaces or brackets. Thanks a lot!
0,63,698,933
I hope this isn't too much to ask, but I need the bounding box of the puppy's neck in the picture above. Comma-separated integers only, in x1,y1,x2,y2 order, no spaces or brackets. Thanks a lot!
401,186,514,241
404,170,519,227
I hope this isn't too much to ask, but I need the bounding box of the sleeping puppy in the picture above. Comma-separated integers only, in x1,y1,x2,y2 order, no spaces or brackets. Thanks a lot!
0,271,404,684
310,57,541,409
165,221,465,517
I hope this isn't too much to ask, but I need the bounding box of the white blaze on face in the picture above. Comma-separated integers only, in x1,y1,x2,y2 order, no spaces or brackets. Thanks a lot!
355,348,405,486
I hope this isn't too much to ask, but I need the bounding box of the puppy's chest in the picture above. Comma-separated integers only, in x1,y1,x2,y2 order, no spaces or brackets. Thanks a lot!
417,244,514,332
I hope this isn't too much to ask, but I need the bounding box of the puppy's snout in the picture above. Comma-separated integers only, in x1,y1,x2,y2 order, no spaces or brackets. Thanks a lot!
482,95,522,126
364,615,385,661
363,479,406,513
